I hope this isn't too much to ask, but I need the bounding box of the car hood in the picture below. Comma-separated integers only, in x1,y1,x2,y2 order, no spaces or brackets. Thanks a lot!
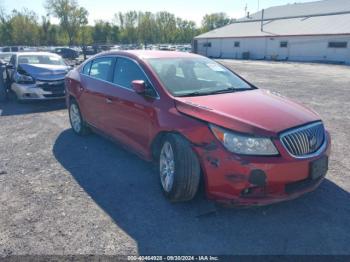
174,89,320,137
19,64,70,81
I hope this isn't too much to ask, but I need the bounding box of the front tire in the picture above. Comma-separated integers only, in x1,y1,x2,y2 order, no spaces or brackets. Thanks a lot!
159,134,201,202
69,99,90,136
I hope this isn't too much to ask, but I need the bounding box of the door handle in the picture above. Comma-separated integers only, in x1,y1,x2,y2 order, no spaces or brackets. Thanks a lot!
105,98,113,104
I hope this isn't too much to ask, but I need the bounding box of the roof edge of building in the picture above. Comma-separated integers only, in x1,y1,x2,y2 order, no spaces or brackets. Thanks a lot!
194,33,350,40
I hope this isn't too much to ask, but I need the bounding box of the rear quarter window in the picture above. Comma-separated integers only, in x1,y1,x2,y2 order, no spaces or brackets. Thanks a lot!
89,57,114,81
82,61,92,75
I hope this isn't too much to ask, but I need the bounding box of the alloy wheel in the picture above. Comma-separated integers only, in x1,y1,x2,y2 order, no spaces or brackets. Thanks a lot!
70,103,82,133
159,141,175,192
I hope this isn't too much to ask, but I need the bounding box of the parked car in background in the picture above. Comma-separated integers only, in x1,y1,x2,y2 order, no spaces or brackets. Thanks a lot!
6,52,71,100
0,52,14,101
71,46,82,54
1,46,24,52
54,47,79,59
110,45,121,51
65,50,330,206
0,58,9,101
176,45,192,52
81,46,98,56
159,45,172,51
0,52,14,64
95,44,113,52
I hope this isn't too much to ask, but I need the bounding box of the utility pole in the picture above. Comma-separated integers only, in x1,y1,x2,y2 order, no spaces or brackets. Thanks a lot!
261,9,265,32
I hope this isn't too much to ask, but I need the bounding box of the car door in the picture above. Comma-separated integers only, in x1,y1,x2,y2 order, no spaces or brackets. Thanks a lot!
7,55,16,82
78,57,116,130
102,56,159,156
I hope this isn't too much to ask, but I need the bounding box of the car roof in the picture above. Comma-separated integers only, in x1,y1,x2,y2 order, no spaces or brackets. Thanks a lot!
15,52,61,57
0,52,14,55
101,50,201,60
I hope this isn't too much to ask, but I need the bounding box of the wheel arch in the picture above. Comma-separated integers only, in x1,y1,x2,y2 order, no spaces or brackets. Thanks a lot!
65,93,74,107
67,93,77,103
66,93,82,111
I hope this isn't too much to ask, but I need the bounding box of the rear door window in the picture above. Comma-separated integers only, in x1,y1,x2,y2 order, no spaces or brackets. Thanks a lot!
90,57,114,81
113,57,147,89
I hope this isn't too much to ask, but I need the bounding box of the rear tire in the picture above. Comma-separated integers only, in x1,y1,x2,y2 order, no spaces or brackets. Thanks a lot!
69,99,90,136
159,134,201,202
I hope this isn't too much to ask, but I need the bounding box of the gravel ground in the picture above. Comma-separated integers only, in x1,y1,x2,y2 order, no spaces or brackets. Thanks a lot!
0,60,349,256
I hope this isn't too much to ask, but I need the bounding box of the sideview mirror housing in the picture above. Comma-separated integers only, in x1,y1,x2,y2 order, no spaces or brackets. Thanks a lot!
6,64,14,69
132,80,146,94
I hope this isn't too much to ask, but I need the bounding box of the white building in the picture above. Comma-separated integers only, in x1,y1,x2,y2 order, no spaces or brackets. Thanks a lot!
193,0,350,64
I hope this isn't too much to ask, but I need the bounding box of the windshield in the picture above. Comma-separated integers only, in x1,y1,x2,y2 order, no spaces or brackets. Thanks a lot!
18,55,66,66
147,57,252,96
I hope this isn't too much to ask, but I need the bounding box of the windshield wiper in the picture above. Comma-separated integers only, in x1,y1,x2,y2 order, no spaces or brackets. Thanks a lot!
176,87,237,97
206,87,237,95
176,91,206,97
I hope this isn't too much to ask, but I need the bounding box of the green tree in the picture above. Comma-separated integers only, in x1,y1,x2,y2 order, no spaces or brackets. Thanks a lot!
45,0,88,45
175,18,198,43
93,20,114,44
109,24,119,43
80,25,93,46
138,12,157,46
122,11,138,44
201,12,232,33
0,7,235,47
156,11,176,43
39,16,60,45
8,9,40,45
0,11,12,45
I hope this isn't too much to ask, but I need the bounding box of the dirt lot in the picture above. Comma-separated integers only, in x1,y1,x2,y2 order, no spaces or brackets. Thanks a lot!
0,60,349,256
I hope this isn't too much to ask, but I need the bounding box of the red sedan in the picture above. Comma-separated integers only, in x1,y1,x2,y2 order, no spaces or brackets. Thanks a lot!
65,51,331,206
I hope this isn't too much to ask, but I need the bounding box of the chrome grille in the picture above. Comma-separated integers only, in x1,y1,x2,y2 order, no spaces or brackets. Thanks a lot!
280,122,325,157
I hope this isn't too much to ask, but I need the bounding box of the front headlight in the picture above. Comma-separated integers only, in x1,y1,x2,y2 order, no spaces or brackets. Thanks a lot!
15,72,34,84
209,124,279,156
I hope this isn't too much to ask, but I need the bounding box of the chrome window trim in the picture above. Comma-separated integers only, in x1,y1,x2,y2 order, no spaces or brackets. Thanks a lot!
84,74,138,93
80,55,160,99
279,121,327,159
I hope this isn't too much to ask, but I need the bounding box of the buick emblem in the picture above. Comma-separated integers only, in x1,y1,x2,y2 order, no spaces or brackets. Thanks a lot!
309,135,317,149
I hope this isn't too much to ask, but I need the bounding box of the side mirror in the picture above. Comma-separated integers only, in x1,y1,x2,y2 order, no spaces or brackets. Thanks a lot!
132,80,146,94
6,64,14,70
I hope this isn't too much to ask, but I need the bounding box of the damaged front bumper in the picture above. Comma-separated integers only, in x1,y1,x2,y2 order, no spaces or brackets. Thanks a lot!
11,81,65,100
191,129,331,207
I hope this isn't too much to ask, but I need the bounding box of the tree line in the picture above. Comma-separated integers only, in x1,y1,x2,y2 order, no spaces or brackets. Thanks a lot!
0,0,235,47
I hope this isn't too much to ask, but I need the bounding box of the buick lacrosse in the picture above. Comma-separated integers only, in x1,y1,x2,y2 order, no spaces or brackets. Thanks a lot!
65,51,330,206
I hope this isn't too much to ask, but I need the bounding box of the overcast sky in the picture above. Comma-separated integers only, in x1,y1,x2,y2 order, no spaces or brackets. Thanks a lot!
3,0,315,26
